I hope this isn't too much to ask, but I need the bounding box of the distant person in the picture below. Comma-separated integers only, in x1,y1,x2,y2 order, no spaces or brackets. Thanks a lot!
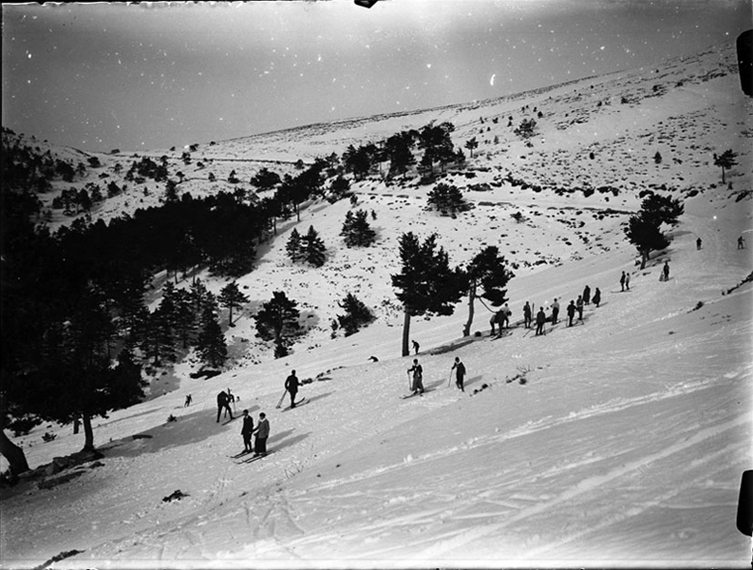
184,394,192,407
662,261,670,282
253,412,270,457
576,295,584,322
216,390,233,423
489,313,497,336
408,358,424,395
523,302,532,328
240,409,254,454
498,303,512,331
412,340,420,355
620,271,626,292
696,237,702,250
285,370,300,408
583,285,591,305
567,300,576,327
738,235,746,249
551,298,560,324
592,288,601,307
535,307,546,336
625,272,631,291
451,357,466,392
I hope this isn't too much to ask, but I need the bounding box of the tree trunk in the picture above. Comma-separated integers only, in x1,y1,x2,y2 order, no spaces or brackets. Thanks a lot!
401,309,412,357
722,167,726,184
81,413,95,452
640,250,648,270
0,429,30,477
463,284,476,337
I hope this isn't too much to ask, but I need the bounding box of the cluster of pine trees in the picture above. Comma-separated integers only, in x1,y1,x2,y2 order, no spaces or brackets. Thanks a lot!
286,226,327,267
624,191,684,268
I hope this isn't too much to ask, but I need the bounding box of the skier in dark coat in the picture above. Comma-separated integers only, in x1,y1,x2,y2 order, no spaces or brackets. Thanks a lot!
412,340,420,355
576,295,584,322
551,298,560,324
451,357,466,392
592,288,601,307
583,285,591,305
535,307,546,336
620,271,626,292
240,409,254,453
696,237,702,250
408,358,424,395
523,302,532,328
216,390,233,423
662,261,670,282
285,370,300,408
567,300,576,327
253,412,270,456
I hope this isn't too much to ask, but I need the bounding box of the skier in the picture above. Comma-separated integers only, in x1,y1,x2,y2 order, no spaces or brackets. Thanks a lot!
576,295,584,322
739,235,746,249
620,271,626,292
253,412,270,457
567,300,576,327
535,307,546,336
662,261,670,282
523,302,532,328
498,303,512,331
696,237,702,250
184,394,192,407
408,358,425,395
412,340,420,355
216,390,233,423
625,272,631,290
551,298,560,324
592,287,602,308
489,313,497,336
583,285,591,305
285,370,300,408
240,409,254,454
451,357,466,392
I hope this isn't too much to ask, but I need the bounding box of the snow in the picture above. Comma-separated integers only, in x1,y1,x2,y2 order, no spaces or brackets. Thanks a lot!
1,42,752,568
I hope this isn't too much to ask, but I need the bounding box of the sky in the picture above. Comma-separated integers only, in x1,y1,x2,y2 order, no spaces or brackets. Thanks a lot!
2,0,750,153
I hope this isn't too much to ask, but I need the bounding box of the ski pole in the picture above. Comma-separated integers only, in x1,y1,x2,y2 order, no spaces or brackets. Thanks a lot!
275,389,286,409
447,370,453,388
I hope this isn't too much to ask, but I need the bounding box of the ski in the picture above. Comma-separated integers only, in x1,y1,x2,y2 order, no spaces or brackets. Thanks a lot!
229,450,252,459
236,451,274,464
399,389,434,399
281,397,307,412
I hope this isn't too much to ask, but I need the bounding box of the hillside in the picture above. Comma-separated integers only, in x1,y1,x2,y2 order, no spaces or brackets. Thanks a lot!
1,40,751,568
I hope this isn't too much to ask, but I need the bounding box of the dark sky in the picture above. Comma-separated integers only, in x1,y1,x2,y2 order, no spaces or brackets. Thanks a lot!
2,1,749,153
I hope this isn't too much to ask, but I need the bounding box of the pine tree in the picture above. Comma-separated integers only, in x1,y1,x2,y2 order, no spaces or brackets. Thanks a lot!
461,246,515,336
303,225,326,267
625,214,670,269
286,228,304,263
255,291,301,358
196,306,228,369
218,281,250,326
427,183,468,216
341,209,376,247
465,137,478,158
391,233,465,356
336,293,375,336
713,149,738,184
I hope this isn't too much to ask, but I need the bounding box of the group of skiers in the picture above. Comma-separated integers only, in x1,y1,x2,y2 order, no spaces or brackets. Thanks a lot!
240,409,270,457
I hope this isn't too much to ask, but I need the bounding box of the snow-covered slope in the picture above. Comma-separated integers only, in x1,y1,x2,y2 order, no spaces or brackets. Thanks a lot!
1,41,751,568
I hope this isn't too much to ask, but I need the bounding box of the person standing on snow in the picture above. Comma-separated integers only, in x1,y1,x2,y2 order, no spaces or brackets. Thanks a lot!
498,303,512,331
412,340,420,355
567,300,576,327
576,295,584,322
451,357,466,392
240,409,254,454
408,358,425,395
535,307,546,336
592,288,602,307
253,412,270,457
662,261,670,282
620,271,626,292
216,390,233,423
696,237,702,250
285,370,300,408
583,285,591,305
551,298,560,324
523,302,532,328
